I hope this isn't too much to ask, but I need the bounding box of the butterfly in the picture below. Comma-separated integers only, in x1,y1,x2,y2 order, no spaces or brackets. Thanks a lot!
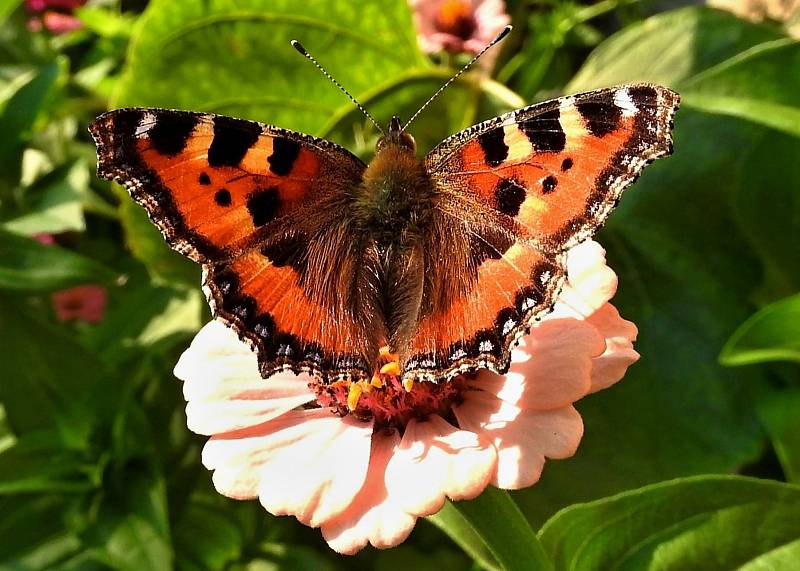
90,61,678,385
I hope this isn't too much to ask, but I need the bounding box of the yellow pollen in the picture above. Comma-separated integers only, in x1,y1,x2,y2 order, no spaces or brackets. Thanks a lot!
347,382,363,411
403,377,414,392
371,374,384,388
380,361,401,376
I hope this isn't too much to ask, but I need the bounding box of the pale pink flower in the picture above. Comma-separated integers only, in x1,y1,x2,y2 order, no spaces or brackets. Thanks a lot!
174,240,638,554
26,0,86,34
52,284,107,323
410,0,511,55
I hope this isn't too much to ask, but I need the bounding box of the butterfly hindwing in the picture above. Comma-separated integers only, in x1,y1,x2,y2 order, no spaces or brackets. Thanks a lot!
90,109,379,380
402,84,679,380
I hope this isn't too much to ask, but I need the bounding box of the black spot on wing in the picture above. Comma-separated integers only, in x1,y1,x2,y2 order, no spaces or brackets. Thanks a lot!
147,111,198,156
268,137,300,175
214,188,232,206
576,91,622,137
477,128,508,167
495,178,526,217
199,172,211,185
520,108,565,153
208,116,261,167
542,175,558,194
246,187,281,227
561,158,573,172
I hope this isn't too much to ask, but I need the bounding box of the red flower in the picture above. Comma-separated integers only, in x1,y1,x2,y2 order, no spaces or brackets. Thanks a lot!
26,0,86,34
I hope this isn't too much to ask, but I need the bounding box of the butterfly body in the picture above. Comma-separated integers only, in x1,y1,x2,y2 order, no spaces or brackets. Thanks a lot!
90,84,679,384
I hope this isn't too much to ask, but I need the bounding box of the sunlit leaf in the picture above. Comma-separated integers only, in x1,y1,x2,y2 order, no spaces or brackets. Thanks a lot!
429,487,553,571
721,293,800,365
539,476,800,570
0,229,116,292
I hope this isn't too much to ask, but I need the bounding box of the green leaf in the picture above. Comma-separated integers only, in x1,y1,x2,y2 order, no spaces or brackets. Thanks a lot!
0,432,99,494
0,229,116,292
0,495,82,569
539,475,800,571
721,293,800,365
3,159,89,235
117,197,199,287
680,39,800,138
428,487,553,571
81,281,203,367
81,465,173,571
0,0,23,26
757,391,800,484
0,296,109,445
173,499,243,571
0,58,64,189
114,0,425,134
567,6,783,90
729,129,800,293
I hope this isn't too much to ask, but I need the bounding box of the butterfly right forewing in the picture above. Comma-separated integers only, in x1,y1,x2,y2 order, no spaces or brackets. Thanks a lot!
401,84,679,381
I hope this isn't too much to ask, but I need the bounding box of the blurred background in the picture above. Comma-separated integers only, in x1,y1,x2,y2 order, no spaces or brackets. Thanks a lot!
0,0,799,569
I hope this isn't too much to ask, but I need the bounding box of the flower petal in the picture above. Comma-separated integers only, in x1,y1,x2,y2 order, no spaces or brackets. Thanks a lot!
552,240,618,319
455,391,583,489
384,415,496,517
174,321,315,435
322,429,417,555
201,408,329,499
257,414,374,527
587,303,640,393
471,318,604,410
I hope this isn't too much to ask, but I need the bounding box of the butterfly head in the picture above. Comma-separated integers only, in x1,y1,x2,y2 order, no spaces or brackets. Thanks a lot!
376,116,416,154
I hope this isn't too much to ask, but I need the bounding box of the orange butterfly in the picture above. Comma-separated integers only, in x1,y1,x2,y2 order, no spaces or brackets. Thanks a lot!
90,29,678,385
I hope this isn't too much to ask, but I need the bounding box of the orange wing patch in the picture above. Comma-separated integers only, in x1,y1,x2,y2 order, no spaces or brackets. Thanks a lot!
204,250,375,379
90,109,364,263
405,241,564,380
427,85,680,251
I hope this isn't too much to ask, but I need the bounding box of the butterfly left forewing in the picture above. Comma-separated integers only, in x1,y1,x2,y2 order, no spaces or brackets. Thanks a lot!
403,84,679,381
91,109,381,381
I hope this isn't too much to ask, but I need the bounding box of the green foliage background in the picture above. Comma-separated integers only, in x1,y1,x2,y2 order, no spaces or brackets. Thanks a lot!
0,0,799,569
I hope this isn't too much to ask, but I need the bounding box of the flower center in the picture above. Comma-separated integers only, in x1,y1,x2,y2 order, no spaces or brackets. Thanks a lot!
311,347,467,429
434,0,477,40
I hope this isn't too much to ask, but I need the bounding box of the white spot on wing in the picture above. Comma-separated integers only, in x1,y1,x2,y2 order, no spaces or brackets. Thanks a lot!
136,111,157,137
614,88,638,118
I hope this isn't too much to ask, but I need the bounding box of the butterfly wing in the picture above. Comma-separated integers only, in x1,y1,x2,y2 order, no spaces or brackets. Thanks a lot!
90,109,380,380
405,84,679,380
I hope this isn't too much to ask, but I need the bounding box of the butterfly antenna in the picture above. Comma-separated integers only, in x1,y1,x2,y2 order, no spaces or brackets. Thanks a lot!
402,25,512,132
290,39,385,136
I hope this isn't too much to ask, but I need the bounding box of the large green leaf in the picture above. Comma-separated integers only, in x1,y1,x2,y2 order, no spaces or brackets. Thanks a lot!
3,159,88,235
80,465,173,571
428,487,553,571
114,0,425,134
539,476,800,571
721,293,800,365
0,229,116,292
567,7,783,90
757,390,800,484
0,58,64,194
0,296,109,445
0,432,100,494
680,39,800,138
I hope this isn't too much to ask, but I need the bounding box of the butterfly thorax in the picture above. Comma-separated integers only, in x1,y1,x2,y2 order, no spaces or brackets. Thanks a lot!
356,141,436,245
